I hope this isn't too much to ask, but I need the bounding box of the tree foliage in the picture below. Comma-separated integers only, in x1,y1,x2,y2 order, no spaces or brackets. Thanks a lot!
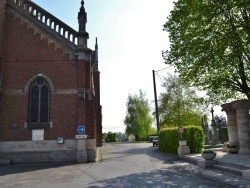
158,74,208,128
124,90,153,141
214,115,227,127
163,0,250,104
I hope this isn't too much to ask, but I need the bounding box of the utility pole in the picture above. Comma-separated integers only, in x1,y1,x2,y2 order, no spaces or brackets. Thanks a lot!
152,70,160,132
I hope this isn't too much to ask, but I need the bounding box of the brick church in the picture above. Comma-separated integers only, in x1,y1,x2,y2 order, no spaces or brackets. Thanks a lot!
0,0,102,163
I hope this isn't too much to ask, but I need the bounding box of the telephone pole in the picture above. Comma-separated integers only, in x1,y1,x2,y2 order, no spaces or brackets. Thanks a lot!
152,70,160,132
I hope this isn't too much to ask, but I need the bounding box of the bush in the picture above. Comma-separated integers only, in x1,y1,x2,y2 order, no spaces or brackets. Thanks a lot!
159,128,179,154
227,144,237,148
185,126,204,153
159,126,205,154
202,150,214,154
220,127,229,143
105,132,117,142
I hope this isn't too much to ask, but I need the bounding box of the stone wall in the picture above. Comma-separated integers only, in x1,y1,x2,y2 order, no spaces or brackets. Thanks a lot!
1,150,76,163
0,140,77,151
0,139,102,163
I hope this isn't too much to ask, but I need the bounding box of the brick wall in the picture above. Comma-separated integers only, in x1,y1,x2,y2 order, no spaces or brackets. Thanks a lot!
0,9,89,142
0,0,5,55
0,0,102,163
0,0,6,89
0,3,102,163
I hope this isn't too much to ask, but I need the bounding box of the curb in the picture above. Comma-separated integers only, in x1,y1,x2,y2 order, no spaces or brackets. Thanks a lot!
0,159,10,166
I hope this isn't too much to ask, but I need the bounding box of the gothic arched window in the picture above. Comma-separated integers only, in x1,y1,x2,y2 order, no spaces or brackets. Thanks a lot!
28,77,50,128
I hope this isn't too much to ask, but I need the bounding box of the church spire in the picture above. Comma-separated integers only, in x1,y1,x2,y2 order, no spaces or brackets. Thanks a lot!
93,37,99,71
95,37,98,63
78,0,87,32
77,0,89,60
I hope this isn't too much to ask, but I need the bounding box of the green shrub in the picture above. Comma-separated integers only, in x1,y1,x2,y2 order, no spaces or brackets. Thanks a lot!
159,127,179,154
185,126,204,153
220,127,229,143
202,150,214,154
105,132,117,142
159,126,205,154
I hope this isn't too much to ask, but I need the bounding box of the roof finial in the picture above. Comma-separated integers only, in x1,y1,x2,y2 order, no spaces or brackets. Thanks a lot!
81,0,84,8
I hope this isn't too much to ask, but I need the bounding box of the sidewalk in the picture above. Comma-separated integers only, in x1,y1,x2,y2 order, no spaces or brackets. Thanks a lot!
177,150,250,187
185,150,250,168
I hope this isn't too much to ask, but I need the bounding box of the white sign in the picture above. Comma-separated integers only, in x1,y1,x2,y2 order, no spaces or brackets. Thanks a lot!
32,129,44,141
75,135,88,139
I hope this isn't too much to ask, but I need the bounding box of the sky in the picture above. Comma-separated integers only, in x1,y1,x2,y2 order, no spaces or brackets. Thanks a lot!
32,0,224,133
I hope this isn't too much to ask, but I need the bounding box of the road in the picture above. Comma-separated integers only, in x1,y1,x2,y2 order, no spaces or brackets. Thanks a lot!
0,142,234,188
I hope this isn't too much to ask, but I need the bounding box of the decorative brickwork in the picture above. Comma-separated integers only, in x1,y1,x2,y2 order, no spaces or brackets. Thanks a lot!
0,0,102,163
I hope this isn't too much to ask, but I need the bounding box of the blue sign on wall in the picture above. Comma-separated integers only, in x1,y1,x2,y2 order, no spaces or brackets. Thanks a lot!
77,125,85,134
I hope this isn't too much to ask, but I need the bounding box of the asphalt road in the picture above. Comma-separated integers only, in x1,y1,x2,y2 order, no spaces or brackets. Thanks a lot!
0,142,234,188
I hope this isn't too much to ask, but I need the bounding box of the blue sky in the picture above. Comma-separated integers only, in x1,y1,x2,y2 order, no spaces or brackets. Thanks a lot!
32,0,224,133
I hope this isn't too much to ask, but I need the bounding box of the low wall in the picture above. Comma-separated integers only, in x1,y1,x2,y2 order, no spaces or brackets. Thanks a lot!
0,140,77,151
0,139,102,164
0,150,76,163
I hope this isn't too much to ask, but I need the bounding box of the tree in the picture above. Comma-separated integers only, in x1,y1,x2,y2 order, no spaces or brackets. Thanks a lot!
124,90,153,141
163,0,250,104
158,74,208,128
214,115,227,127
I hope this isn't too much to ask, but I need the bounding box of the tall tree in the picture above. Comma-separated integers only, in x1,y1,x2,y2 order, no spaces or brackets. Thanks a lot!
158,74,208,128
124,90,153,141
214,115,227,127
163,0,250,104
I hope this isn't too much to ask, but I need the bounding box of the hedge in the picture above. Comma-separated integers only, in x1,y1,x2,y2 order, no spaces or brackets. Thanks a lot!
105,133,117,142
159,126,205,155
220,127,229,143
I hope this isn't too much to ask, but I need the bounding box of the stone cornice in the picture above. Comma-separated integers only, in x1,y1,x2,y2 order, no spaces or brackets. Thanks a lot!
221,102,236,114
231,100,250,110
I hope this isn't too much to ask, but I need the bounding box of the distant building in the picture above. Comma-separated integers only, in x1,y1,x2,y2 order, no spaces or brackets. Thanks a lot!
0,0,102,163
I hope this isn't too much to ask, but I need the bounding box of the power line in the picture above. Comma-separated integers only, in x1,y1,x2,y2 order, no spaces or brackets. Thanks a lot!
156,71,169,90
155,66,173,73
154,66,174,89
156,72,165,86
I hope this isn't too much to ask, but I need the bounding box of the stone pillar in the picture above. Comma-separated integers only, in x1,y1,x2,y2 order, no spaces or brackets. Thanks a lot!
210,107,219,145
221,102,238,146
232,100,250,154
76,139,87,163
210,125,219,145
204,124,210,145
